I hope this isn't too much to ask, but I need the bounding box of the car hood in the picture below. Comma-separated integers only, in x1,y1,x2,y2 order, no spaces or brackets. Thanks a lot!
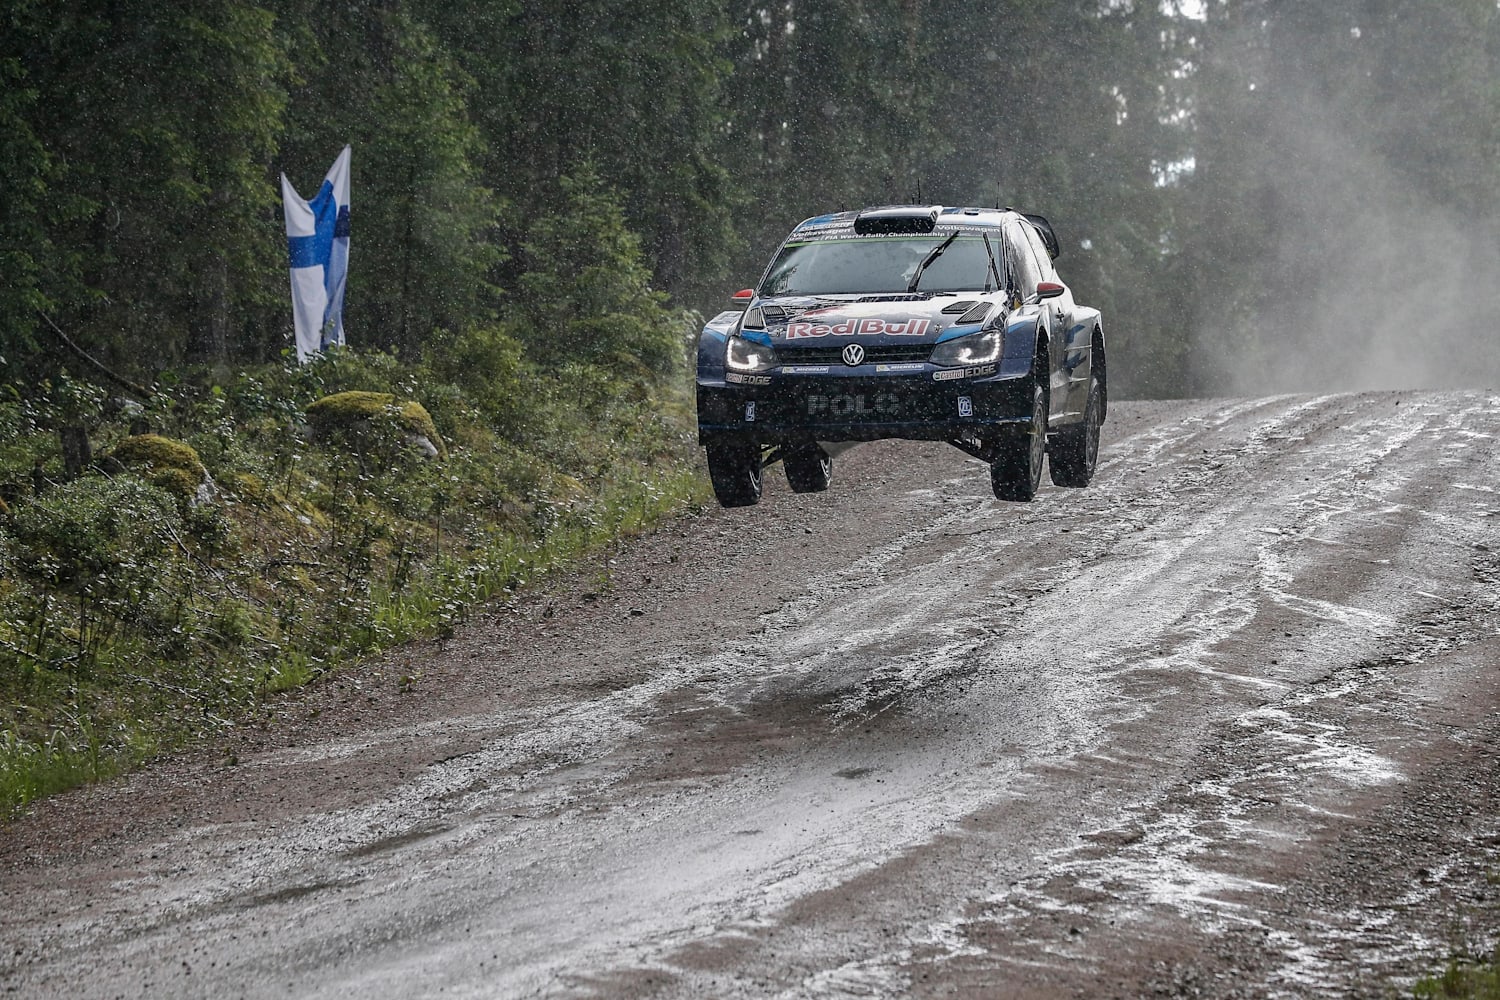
753,295,1002,346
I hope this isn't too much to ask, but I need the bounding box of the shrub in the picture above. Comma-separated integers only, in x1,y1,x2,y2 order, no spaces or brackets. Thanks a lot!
6,475,184,594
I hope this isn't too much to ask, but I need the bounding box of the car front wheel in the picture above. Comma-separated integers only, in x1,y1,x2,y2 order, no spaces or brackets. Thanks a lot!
784,445,833,493
706,443,763,507
990,378,1048,502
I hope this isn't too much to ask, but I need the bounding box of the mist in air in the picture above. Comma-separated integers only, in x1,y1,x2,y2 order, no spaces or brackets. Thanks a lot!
1174,3,1500,398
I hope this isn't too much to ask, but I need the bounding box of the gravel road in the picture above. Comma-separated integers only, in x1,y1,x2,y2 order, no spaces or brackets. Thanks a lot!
3,393,1499,999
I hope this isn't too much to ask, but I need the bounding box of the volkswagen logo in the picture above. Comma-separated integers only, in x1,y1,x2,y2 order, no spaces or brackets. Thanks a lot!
841,343,866,367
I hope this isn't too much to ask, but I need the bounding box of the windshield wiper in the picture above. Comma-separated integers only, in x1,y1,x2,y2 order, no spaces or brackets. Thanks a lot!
983,233,1000,293
907,232,959,293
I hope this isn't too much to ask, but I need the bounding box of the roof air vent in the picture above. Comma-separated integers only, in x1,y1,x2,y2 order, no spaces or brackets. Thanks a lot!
854,206,941,235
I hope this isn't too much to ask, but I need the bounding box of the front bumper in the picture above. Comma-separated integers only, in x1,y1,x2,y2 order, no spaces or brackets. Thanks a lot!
696,369,1033,446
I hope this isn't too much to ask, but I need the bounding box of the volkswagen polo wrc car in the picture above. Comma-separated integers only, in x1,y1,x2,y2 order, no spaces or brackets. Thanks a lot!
696,205,1106,507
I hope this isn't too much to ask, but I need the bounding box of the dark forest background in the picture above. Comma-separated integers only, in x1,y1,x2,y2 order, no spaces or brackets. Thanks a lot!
5,0,1500,399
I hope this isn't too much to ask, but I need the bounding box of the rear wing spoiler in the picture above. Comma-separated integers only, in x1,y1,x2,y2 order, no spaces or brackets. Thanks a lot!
1019,212,1061,260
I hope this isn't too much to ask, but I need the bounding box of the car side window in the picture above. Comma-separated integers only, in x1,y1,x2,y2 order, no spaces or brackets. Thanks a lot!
1023,224,1058,282
1007,224,1043,298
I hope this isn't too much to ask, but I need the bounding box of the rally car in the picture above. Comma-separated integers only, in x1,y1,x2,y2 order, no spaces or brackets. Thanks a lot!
696,205,1106,507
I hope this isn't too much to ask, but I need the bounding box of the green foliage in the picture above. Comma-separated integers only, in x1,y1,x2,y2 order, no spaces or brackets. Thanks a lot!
4,1,291,371
420,324,536,440
0,728,133,816
514,165,689,376
0,53,86,364
0,348,705,817
7,476,183,596
1414,946,1500,999
426,0,734,294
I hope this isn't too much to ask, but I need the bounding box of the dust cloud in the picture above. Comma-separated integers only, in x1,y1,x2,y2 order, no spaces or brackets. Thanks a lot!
1187,13,1500,398
1203,115,1500,395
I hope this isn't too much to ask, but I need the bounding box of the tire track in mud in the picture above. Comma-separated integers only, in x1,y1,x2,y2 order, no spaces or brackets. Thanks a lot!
584,391,1500,999
3,392,1499,1000
429,390,1490,996
665,391,1500,1000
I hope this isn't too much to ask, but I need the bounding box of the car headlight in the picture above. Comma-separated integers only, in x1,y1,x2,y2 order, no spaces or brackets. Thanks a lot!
726,334,778,372
930,328,1002,367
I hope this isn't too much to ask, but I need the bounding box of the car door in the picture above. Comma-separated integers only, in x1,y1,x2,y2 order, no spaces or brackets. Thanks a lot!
1021,222,1087,422
1006,224,1065,420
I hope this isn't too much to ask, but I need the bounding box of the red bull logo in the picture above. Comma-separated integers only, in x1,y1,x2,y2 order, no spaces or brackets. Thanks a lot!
784,318,932,340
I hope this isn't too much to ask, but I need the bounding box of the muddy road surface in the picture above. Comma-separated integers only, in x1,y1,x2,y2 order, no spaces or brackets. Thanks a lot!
4,392,1500,999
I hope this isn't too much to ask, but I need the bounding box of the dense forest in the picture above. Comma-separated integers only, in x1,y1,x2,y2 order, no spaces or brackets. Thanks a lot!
4,1,1500,809
7,0,1499,399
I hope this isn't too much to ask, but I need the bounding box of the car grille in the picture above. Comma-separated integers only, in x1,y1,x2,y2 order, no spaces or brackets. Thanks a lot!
780,344,933,366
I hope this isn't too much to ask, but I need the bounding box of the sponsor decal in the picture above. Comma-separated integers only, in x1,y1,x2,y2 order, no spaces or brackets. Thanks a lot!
784,318,932,340
932,363,998,382
783,365,832,374
745,401,756,422
784,228,994,245
725,372,771,385
841,343,866,366
957,396,974,417
876,363,927,373
807,393,903,418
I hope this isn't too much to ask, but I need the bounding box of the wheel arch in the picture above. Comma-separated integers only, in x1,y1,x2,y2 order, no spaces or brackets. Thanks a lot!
1033,323,1052,404
1092,322,1107,424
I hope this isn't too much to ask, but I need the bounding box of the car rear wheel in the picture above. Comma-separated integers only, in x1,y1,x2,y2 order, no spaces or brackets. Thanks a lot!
990,378,1048,502
784,445,833,493
1048,373,1101,488
706,443,763,507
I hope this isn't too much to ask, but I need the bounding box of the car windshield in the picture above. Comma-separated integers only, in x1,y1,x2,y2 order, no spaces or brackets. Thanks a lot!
760,235,998,296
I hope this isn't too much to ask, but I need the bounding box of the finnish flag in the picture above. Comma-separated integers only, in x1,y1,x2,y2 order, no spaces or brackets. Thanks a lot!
281,146,351,362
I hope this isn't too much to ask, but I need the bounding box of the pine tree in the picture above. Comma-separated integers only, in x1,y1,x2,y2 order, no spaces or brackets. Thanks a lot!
7,1,290,372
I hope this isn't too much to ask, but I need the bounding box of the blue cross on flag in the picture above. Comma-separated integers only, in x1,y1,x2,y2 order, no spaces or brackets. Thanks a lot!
281,145,351,362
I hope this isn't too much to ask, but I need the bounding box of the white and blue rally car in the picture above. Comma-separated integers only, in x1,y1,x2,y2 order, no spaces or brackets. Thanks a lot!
696,205,1107,506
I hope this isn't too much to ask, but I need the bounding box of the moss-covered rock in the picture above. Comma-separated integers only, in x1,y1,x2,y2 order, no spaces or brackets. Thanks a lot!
107,434,212,501
304,391,447,459
149,467,201,501
109,434,206,479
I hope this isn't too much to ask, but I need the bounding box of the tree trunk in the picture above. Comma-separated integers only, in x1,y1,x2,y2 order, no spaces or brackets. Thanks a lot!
59,424,92,480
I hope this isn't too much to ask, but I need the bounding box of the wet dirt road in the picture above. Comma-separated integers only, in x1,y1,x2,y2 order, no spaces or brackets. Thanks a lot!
3,392,1500,999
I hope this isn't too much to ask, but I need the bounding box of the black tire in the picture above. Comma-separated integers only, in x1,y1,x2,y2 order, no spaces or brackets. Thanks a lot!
784,445,833,493
706,443,763,507
1048,374,1101,488
990,377,1048,502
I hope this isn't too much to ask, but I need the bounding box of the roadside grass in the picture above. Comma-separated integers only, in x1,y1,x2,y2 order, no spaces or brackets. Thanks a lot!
1411,867,1500,1000
0,728,140,811
1414,949,1500,999
0,349,712,819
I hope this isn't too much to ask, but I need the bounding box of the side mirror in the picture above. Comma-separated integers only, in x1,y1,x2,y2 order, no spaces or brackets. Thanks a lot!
1036,281,1065,300
730,288,754,309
